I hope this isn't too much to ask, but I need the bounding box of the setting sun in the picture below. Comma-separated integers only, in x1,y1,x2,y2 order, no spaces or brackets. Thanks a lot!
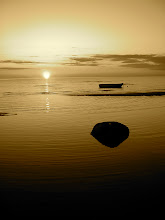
43,71,50,79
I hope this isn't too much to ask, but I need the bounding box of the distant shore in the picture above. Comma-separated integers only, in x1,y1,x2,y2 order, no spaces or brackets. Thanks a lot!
72,91,165,96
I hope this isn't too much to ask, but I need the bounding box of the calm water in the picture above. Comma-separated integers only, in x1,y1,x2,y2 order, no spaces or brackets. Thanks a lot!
0,75,165,215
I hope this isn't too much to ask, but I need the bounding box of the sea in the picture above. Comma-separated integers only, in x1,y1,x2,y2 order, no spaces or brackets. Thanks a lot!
0,75,165,216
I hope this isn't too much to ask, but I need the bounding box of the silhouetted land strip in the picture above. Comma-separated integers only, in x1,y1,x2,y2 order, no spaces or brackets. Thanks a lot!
0,112,17,116
73,91,165,96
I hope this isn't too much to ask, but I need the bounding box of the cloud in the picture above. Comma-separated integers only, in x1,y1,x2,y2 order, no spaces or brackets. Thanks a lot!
0,60,46,64
63,56,101,66
0,59,55,70
120,63,156,69
93,54,165,70
64,54,165,70
70,57,98,62
1,54,165,70
0,67,28,70
63,62,98,66
118,55,165,70
93,54,154,59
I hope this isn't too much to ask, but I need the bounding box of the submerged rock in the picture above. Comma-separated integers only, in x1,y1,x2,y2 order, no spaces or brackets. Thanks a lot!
91,122,129,148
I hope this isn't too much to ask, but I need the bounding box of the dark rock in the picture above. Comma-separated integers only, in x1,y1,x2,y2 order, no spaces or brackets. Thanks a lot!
91,122,129,148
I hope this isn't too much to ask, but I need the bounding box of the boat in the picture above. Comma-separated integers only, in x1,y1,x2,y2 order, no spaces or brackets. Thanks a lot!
99,83,123,88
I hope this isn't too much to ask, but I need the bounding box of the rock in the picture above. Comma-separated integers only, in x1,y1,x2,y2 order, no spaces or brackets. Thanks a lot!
91,122,129,148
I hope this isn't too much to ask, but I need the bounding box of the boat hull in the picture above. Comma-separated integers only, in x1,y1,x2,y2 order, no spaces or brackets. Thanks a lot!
99,83,123,88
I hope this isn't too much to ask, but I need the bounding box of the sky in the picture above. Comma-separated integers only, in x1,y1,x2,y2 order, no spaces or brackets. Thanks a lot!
0,0,165,76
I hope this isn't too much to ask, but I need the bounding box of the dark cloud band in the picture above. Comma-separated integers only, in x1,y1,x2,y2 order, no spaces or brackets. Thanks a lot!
0,54,165,70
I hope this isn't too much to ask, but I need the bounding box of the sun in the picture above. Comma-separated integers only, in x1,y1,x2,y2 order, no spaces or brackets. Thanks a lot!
43,71,50,79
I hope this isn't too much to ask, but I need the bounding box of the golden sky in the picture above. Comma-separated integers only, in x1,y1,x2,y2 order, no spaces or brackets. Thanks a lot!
0,0,165,75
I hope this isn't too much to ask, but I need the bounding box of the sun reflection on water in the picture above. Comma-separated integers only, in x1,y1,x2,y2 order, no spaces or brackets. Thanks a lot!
43,74,50,112
46,97,50,113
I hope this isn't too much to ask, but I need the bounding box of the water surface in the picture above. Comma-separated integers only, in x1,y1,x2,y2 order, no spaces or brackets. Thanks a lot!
0,76,165,215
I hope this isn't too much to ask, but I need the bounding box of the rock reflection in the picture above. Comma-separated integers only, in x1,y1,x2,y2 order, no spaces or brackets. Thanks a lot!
91,122,129,148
